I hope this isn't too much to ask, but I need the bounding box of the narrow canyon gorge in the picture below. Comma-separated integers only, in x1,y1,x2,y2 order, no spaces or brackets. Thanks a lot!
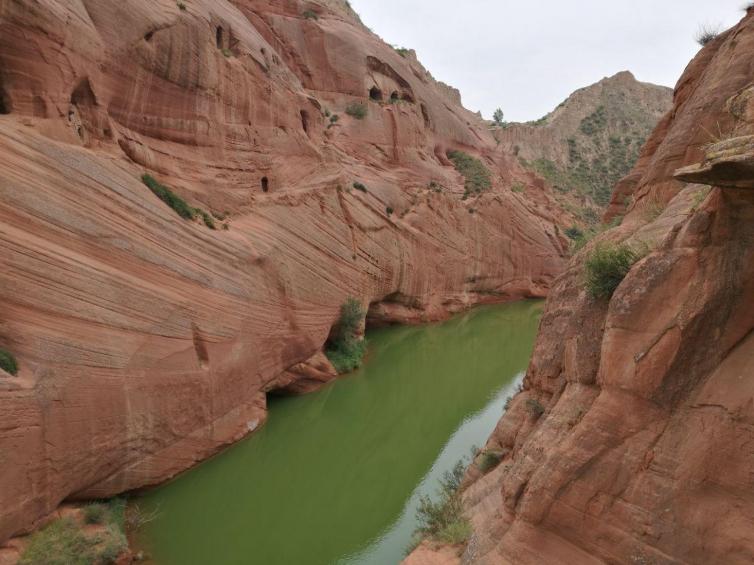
0,1,752,564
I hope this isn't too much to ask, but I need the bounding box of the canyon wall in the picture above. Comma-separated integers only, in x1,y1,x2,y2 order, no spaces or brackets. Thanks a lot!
415,9,754,565
0,0,570,542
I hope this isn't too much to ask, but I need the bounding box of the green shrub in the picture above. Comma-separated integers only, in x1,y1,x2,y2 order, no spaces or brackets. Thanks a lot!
437,520,472,544
584,242,645,299
199,210,216,230
97,526,127,565
414,460,471,546
353,182,367,192
511,182,525,193
565,226,584,240
525,398,545,418
447,150,492,198
345,102,368,119
394,46,410,57
221,48,232,57
326,339,367,374
325,298,367,374
302,9,318,20
177,1,186,10
19,518,94,565
83,503,107,525
476,450,503,473
141,174,195,220
386,206,394,216
0,349,18,375
20,498,128,565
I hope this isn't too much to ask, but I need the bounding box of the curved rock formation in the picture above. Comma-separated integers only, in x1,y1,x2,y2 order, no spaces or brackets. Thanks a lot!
0,0,570,542
422,9,754,565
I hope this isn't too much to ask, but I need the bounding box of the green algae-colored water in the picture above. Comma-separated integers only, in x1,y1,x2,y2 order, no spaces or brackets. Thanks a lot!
136,301,543,565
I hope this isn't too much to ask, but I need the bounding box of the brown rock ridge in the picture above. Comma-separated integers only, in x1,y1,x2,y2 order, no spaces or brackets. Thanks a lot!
0,0,570,543
497,72,672,218
408,9,754,565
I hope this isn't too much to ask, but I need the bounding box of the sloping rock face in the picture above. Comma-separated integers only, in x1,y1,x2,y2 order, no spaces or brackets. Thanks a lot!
429,10,754,565
0,0,569,542
497,72,672,214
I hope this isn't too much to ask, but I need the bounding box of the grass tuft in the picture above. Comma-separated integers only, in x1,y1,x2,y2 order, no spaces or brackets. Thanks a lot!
0,349,18,375
476,450,504,473
525,398,545,419
584,242,646,299
696,24,721,46
345,102,368,119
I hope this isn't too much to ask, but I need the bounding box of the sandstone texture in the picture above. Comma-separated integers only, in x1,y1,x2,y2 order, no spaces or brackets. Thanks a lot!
0,0,571,542
409,10,754,565
497,72,672,214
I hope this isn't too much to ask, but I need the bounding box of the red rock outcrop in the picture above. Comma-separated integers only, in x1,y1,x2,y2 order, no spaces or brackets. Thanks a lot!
0,0,570,542
415,9,754,565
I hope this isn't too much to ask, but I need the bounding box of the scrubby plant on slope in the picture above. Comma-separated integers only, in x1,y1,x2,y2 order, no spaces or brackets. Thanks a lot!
584,242,646,299
141,174,215,229
412,459,471,546
325,298,367,374
345,102,368,119
447,150,492,198
20,499,127,565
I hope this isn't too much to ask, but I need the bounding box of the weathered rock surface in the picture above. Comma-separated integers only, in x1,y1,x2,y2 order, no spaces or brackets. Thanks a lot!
409,9,754,565
0,0,570,542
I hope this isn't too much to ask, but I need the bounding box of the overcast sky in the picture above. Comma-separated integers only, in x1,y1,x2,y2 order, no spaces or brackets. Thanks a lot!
349,0,748,122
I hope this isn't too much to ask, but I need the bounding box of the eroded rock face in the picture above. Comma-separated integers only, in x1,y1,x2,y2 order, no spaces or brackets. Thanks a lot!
0,0,569,542
429,10,754,565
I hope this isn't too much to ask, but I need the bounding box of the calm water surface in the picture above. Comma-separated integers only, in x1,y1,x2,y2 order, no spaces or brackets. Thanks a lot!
136,301,543,565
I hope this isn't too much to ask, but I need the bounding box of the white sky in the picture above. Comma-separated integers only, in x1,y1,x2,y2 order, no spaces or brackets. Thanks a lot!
349,0,748,122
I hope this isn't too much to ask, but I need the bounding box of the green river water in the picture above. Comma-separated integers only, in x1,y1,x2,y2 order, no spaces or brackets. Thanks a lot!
136,300,543,565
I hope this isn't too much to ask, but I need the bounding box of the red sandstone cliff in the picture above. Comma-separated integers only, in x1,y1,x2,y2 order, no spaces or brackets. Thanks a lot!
407,9,754,565
0,0,570,542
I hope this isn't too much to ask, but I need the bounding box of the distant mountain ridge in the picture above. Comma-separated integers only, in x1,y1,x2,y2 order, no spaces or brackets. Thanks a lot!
495,71,673,222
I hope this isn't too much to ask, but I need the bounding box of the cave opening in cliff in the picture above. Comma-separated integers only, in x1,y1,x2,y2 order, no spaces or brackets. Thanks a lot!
261,176,269,192
0,80,10,115
300,110,309,134
369,87,383,101
216,26,224,49
390,91,399,102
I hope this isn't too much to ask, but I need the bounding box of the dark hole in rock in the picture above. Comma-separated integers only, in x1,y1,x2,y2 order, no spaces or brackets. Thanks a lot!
401,92,415,103
0,79,11,115
216,26,224,49
261,176,269,192
300,110,309,133
390,91,399,101
369,87,383,101
145,31,154,41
